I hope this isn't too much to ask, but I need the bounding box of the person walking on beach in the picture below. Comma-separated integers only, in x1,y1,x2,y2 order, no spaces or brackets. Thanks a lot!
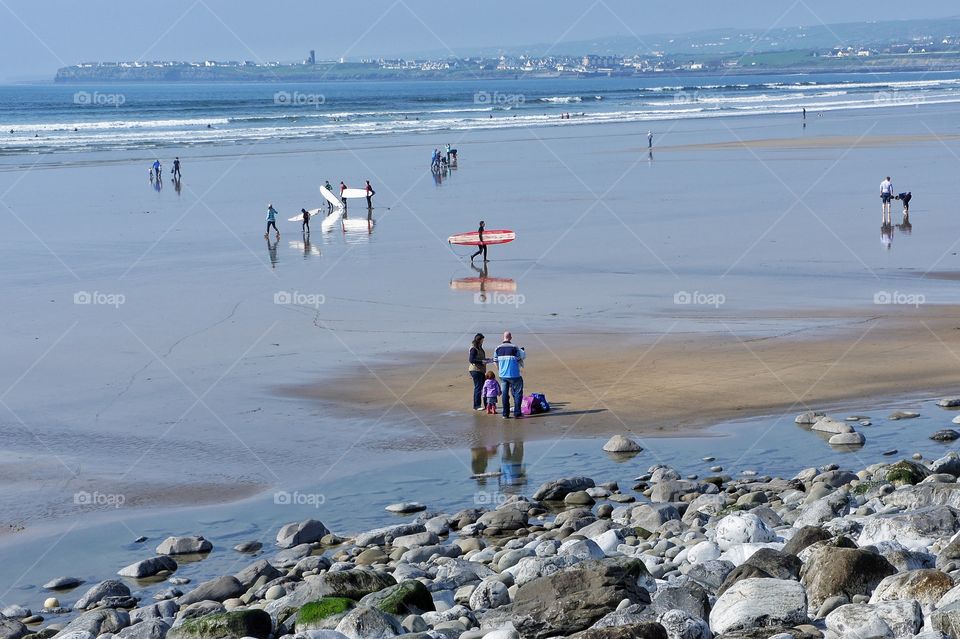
647,130,653,149
265,203,280,240
468,333,488,411
880,176,894,224
482,371,501,414
152,159,162,181
470,220,488,263
324,180,335,212
172,157,181,180
365,180,375,208
495,331,525,419
301,208,311,234
802,107,806,120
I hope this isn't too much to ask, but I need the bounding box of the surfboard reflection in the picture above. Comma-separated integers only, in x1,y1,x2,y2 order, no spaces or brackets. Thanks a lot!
289,236,320,258
320,208,375,243
450,263,518,300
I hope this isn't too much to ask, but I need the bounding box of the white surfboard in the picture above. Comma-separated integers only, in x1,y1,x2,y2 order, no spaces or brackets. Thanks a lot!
341,188,372,199
287,208,323,222
319,186,343,209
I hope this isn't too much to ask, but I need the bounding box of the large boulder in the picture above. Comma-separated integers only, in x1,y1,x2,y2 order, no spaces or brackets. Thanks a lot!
629,504,681,531
511,558,652,639
932,601,960,637
825,601,923,639
334,606,403,639
657,610,710,639
293,597,355,631
650,578,710,620
868,569,953,615
234,559,283,590
276,519,330,549
477,508,528,531
602,435,643,454
858,506,958,550
74,580,132,610
533,477,596,501
708,578,807,635
118,556,178,579
782,527,831,556
568,624,667,639
155,536,212,556
357,580,434,616
55,609,130,637
715,513,776,551
0,619,27,639
266,570,397,615
800,545,897,610
717,548,801,595
116,618,170,639
167,610,272,639
177,576,244,606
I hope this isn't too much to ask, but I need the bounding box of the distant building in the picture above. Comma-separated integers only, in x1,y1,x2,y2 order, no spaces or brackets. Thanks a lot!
308,50,316,65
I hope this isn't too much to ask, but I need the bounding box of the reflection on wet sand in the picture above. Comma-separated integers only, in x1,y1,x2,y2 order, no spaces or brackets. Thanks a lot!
450,263,517,298
289,234,320,258
320,208,376,242
470,440,527,493
266,237,278,268
881,212,914,250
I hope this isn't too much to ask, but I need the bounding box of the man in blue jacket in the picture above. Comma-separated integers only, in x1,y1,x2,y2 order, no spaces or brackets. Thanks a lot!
495,331,526,419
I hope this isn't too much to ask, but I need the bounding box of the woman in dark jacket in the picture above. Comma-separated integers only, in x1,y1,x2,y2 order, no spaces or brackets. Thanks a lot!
468,333,487,410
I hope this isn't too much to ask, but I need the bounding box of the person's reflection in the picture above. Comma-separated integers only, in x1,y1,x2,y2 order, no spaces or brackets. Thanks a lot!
881,223,893,250
896,211,912,236
173,177,182,196
266,236,279,268
432,168,443,186
471,445,499,486
153,176,162,192
647,149,653,164
499,440,526,490
302,233,314,259
472,262,490,303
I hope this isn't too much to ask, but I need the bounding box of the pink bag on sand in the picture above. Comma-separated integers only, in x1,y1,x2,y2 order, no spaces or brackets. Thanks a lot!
521,396,538,415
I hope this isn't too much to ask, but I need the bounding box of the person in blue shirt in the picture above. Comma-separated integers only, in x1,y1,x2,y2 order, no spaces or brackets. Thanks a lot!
265,203,280,240
495,331,526,419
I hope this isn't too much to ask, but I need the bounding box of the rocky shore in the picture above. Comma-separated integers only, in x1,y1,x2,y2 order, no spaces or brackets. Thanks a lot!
7,411,960,639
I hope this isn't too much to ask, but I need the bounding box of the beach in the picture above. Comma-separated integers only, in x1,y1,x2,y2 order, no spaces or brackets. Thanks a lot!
3,78,960,620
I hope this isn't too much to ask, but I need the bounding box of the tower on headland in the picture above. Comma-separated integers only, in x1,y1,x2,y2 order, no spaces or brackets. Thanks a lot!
307,50,316,65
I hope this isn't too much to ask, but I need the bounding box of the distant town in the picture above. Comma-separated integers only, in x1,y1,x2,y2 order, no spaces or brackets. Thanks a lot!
54,21,960,82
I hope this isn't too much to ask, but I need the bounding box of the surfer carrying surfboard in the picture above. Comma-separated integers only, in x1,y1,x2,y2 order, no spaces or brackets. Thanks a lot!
470,221,488,263
365,180,375,208
300,208,311,233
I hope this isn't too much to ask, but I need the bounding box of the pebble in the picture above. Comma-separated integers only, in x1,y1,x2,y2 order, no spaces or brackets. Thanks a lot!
42,598,59,609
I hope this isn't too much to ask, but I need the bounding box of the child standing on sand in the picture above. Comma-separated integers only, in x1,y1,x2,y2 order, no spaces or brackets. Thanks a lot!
482,371,501,414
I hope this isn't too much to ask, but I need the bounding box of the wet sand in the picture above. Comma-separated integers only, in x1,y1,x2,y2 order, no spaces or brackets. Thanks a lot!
290,304,960,445
2,101,960,536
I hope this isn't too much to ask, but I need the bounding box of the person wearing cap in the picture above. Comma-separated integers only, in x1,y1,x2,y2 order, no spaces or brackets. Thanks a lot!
468,333,488,411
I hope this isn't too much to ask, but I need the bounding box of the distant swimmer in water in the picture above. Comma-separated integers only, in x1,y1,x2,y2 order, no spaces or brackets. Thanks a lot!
470,220,488,263
265,203,280,240
301,208,311,233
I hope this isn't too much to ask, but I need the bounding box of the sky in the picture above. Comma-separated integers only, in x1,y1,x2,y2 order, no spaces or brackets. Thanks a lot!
0,0,957,81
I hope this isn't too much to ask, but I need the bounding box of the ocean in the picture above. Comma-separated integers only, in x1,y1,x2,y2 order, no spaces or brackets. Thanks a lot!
2,71,960,155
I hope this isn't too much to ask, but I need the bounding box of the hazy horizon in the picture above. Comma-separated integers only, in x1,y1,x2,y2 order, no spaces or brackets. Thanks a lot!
1,0,958,82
